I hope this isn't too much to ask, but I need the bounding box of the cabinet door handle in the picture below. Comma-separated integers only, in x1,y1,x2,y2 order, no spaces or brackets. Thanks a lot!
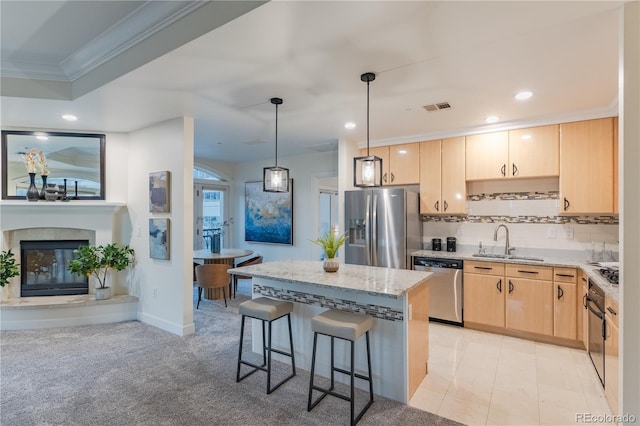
557,285,564,300
501,164,506,176
508,280,514,294
556,273,575,278
517,270,539,274
497,279,502,293
607,306,617,316
564,197,570,211
443,200,448,212
581,277,587,283
474,266,493,270
390,172,395,182
434,201,439,212
583,294,588,309
383,173,388,184
512,163,518,176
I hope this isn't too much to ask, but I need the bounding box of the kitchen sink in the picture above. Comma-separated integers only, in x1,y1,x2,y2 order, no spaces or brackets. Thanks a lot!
472,253,544,262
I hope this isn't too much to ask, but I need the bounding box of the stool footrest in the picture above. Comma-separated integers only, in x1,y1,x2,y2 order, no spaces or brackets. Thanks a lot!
332,367,371,382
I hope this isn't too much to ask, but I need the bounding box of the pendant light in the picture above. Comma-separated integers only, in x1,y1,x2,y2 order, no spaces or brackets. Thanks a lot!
353,72,383,187
263,97,289,192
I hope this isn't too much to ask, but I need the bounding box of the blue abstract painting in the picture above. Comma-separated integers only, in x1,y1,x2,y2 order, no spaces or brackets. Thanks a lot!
244,180,293,245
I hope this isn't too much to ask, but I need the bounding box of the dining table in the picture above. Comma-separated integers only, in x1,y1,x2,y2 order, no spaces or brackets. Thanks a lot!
193,248,253,300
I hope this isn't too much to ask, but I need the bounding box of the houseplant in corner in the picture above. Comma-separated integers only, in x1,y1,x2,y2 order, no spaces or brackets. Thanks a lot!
1,249,20,299
311,230,348,272
67,243,135,300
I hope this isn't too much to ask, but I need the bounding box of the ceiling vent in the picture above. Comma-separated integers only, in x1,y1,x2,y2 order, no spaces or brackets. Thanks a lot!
423,102,452,112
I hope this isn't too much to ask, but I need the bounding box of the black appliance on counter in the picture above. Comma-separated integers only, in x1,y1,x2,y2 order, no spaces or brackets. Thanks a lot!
431,238,442,251
446,237,456,252
413,257,463,326
585,279,605,386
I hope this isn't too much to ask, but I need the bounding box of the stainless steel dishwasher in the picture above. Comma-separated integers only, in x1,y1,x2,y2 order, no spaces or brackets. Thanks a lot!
413,257,463,326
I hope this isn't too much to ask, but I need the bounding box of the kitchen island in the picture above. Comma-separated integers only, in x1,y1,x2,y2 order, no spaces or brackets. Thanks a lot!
227,260,432,403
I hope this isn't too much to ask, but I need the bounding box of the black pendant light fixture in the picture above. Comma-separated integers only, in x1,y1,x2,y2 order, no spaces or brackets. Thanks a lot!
263,97,289,192
353,72,383,187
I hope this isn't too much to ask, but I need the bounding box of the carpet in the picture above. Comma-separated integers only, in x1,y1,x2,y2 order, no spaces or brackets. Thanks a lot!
0,285,461,426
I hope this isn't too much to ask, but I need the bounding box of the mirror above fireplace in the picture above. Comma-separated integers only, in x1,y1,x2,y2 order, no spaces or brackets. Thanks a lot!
1,130,105,200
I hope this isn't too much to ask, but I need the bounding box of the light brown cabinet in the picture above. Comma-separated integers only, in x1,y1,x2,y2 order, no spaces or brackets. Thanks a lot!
604,295,619,416
466,125,559,181
465,131,509,180
463,261,505,328
361,143,420,185
419,137,466,214
505,264,553,336
508,124,560,178
613,116,619,214
559,117,615,214
553,267,577,340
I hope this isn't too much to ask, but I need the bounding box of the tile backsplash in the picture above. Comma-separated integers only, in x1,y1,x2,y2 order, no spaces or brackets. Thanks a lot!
421,197,619,258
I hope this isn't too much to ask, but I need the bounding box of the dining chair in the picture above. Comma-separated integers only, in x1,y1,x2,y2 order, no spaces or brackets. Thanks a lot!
195,264,231,309
233,255,263,298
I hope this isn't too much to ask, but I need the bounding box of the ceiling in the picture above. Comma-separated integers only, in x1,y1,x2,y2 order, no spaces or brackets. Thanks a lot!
0,1,623,164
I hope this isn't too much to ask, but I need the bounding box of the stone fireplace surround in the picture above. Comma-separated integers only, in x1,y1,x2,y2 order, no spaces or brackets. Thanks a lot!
0,201,138,330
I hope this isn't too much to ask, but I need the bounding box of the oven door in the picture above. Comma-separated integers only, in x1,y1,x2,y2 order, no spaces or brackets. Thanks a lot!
586,297,605,387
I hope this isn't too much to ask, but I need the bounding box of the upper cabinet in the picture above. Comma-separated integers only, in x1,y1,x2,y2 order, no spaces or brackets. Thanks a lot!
559,118,614,214
465,131,508,180
361,143,420,185
465,125,559,181
508,125,559,178
420,137,466,215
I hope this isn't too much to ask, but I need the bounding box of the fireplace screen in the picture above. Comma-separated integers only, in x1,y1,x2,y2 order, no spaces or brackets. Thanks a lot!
20,240,89,297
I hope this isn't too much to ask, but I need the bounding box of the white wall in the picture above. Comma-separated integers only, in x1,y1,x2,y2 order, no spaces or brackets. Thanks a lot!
620,0,639,419
231,150,338,262
127,117,195,336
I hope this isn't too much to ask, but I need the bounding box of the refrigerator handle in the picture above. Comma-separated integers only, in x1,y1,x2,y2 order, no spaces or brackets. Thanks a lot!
365,194,372,266
372,194,378,266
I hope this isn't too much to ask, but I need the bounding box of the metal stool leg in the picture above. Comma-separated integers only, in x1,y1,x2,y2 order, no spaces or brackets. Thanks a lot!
287,314,296,374
236,315,245,382
307,332,318,411
266,320,273,394
350,340,355,425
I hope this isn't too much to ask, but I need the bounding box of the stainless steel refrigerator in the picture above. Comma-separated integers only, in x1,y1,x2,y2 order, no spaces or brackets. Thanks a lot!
344,188,421,269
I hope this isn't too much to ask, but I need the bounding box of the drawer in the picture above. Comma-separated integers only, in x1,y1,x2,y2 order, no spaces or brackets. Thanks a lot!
605,295,619,327
554,267,578,283
505,263,553,281
464,260,505,276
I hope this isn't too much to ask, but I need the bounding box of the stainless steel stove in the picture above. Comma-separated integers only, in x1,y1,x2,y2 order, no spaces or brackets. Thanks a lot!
598,267,619,285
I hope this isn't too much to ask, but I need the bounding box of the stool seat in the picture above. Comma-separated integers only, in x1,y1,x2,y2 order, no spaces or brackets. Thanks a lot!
311,310,374,341
239,297,293,321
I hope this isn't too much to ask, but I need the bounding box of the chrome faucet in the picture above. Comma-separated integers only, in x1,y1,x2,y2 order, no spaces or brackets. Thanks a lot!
494,224,513,255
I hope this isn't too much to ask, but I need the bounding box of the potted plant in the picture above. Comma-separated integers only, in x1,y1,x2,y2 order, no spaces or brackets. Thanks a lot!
1,249,20,290
67,243,135,300
311,230,348,272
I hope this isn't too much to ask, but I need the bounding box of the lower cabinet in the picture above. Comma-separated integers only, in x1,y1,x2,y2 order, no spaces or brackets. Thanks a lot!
463,261,505,328
580,271,589,349
605,296,619,416
505,264,553,336
464,261,580,343
553,267,578,340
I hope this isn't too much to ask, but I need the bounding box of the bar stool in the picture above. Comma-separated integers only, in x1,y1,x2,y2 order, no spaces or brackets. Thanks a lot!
236,297,296,394
307,309,374,426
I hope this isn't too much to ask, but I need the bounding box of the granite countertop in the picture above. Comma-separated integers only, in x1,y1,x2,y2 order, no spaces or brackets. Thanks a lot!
228,260,432,299
411,249,619,304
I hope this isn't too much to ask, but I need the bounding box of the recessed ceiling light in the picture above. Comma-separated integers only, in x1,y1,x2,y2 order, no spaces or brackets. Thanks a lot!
485,116,500,124
521,134,532,140
515,91,533,101
398,149,408,154
36,135,48,141
62,114,77,121
344,122,356,130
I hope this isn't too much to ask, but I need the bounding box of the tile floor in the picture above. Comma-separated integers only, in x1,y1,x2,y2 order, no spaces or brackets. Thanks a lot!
410,323,614,425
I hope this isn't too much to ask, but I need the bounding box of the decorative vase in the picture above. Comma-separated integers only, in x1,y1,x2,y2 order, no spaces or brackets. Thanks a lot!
44,184,58,201
26,172,39,202
210,234,221,253
323,257,340,272
95,287,112,300
39,175,48,199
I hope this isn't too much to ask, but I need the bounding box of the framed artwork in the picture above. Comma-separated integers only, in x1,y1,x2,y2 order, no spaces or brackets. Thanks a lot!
149,171,170,212
244,180,293,245
149,218,170,260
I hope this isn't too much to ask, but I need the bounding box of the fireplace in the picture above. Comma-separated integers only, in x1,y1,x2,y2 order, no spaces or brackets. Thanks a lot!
20,240,89,297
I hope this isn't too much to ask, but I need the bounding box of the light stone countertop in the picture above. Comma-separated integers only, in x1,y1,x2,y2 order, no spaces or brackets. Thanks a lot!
411,249,619,305
228,260,432,299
